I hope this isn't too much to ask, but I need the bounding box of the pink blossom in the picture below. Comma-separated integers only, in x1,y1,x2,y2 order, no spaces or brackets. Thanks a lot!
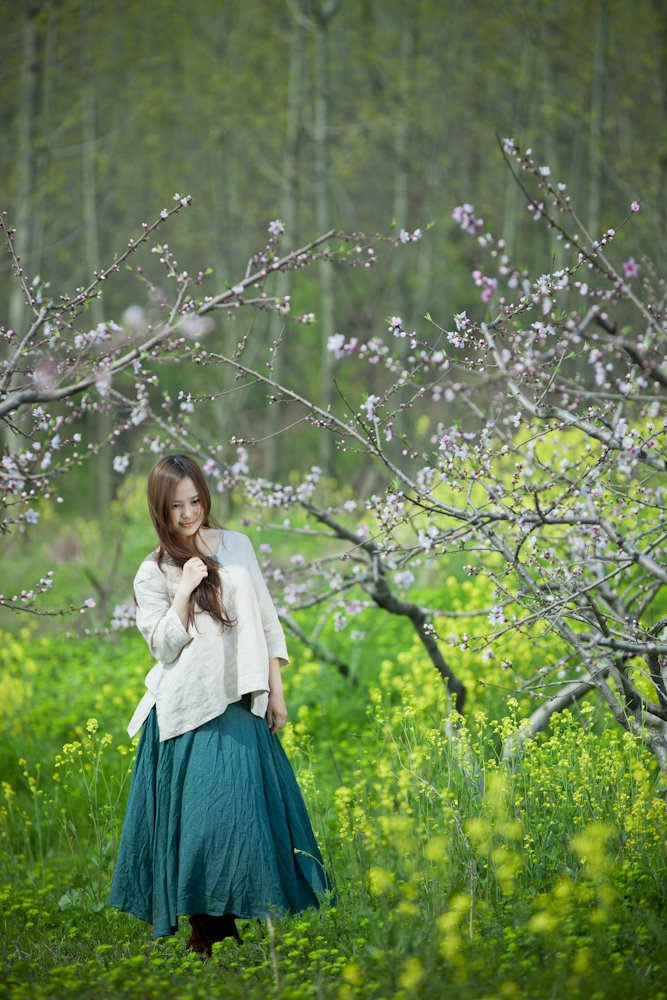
630,201,640,213
328,334,345,357
268,219,285,235
479,277,497,302
452,204,483,236
360,394,380,421
622,257,640,278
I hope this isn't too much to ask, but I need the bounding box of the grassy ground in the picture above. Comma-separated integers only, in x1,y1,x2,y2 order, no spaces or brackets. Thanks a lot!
1,623,665,999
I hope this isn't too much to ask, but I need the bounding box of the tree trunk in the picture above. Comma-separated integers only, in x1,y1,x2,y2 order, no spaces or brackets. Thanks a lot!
266,11,305,478
502,40,533,257
652,0,667,238
309,1,340,475
8,2,41,338
33,2,57,283
82,79,113,512
391,0,414,301
587,0,609,238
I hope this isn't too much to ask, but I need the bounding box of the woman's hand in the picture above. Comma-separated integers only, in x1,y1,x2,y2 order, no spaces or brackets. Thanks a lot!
267,690,288,734
178,557,208,597
267,656,287,734
172,557,208,627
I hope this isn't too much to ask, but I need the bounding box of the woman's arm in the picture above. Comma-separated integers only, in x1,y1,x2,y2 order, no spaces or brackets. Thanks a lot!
172,557,208,628
267,656,287,734
134,558,203,663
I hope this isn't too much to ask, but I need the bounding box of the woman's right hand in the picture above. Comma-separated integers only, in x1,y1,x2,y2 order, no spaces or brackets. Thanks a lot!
178,557,208,598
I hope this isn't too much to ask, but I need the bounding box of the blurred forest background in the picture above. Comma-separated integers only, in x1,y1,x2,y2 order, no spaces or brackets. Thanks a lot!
2,0,666,493
1,6,666,995
2,0,667,622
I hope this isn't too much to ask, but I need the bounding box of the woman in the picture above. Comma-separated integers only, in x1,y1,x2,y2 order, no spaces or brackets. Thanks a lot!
109,454,331,955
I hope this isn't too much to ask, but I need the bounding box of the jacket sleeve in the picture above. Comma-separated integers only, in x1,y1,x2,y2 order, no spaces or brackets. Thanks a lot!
133,558,193,665
244,535,289,664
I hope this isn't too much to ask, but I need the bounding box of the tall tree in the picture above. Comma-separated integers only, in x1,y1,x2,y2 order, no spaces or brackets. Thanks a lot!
587,0,609,237
264,6,307,477
8,1,42,338
296,0,341,474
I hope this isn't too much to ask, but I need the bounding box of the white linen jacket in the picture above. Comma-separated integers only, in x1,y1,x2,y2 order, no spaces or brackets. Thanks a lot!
127,529,289,741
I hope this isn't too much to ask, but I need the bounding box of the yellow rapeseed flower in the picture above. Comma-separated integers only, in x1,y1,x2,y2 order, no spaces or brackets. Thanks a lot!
528,910,557,933
369,866,394,894
398,956,425,990
341,961,363,986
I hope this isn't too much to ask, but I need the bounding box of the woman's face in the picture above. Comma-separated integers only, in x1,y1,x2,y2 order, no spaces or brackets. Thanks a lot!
168,476,204,539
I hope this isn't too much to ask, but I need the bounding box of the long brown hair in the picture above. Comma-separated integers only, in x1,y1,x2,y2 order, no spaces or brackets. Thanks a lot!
146,454,235,630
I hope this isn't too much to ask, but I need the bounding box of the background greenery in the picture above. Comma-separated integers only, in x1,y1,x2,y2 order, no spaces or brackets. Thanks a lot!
1,625,666,998
2,1,666,996
1,505,666,999
2,0,666,483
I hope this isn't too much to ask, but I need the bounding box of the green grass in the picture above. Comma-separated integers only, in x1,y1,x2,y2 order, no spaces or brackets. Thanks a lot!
1,478,665,998
1,625,665,1000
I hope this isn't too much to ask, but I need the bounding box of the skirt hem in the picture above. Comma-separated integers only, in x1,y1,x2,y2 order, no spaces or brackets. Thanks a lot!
109,697,332,939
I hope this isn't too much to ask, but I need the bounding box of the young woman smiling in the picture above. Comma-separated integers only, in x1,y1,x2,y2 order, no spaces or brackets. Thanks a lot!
109,454,331,955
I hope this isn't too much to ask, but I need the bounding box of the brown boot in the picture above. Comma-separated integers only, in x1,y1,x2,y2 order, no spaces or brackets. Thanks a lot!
210,913,241,944
186,913,241,957
186,914,214,958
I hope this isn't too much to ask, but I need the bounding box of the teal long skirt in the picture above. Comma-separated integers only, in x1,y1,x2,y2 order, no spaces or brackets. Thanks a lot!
108,695,332,938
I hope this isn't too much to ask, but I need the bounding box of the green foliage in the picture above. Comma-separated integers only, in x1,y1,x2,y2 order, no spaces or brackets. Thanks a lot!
1,624,665,999
2,0,665,495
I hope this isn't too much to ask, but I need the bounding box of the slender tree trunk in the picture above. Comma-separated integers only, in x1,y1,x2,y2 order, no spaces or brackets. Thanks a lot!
307,1,341,475
82,79,112,511
652,0,667,245
588,0,609,237
502,40,533,257
266,11,305,478
413,158,437,323
9,2,41,337
391,0,414,302
32,2,57,282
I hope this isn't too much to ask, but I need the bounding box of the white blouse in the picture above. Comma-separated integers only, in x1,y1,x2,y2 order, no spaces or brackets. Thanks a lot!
126,529,289,741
